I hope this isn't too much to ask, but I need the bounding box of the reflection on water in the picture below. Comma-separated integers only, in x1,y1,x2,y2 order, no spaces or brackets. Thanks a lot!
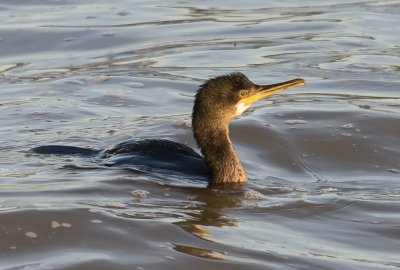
1,0,400,269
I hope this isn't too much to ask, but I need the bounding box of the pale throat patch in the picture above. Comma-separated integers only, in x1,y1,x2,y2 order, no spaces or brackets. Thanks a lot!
235,102,250,117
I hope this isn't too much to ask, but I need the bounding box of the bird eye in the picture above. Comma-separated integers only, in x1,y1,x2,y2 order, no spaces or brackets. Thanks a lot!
239,90,248,97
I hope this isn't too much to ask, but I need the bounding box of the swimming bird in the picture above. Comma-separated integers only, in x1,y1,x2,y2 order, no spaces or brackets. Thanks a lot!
32,73,305,186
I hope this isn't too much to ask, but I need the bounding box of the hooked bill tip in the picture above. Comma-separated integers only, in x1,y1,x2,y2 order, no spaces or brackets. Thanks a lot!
292,78,306,85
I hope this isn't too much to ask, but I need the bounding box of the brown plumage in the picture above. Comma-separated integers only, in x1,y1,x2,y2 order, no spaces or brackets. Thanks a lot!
192,73,305,186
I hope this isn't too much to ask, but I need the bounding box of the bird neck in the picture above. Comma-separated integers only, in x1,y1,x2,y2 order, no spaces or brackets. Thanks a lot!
192,117,247,185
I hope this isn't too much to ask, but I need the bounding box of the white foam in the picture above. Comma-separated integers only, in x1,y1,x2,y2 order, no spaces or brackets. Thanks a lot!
131,190,150,198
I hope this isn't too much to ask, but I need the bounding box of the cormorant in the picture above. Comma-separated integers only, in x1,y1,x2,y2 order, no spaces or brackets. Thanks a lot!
32,73,305,186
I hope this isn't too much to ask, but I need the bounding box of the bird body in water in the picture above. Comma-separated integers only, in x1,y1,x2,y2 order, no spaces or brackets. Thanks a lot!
33,73,305,186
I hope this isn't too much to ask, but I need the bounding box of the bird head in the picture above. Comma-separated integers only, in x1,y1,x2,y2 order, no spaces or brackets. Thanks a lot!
193,72,305,122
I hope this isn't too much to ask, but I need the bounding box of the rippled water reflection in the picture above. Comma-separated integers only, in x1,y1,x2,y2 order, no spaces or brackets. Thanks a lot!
1,1,399,269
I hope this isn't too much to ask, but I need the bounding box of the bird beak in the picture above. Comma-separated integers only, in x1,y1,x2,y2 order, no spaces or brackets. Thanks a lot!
240,78,305,106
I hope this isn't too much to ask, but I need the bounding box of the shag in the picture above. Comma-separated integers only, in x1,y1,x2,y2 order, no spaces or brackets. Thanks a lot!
32,73,305,186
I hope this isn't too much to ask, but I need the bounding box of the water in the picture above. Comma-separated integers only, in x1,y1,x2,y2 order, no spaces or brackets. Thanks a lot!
1,0,400,269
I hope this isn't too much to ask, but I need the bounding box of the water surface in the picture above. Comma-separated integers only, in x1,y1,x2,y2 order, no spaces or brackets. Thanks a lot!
1,1,399,269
